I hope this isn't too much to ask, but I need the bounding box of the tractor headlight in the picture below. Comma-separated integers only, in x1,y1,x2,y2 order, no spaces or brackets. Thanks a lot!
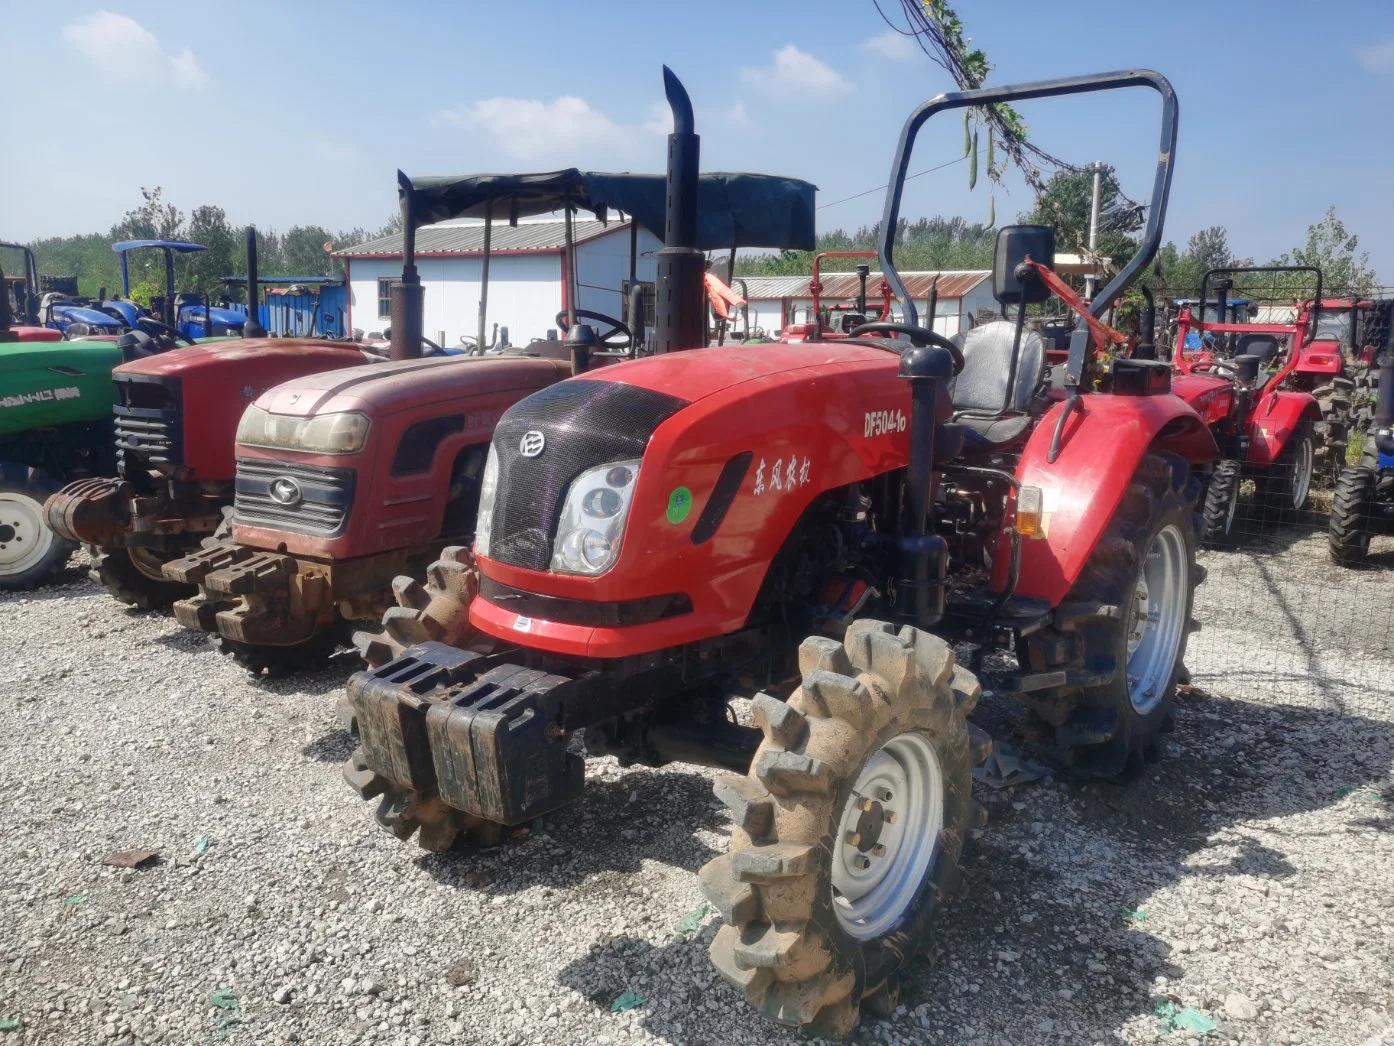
473,444,500,558
235,406,370,455
551,459,641,575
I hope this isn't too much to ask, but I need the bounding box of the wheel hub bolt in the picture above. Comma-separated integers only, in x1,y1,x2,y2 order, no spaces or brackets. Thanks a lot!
852,854,871,870
874,787,894,802
845,831,861,847
884,810,897,825
871,843,887,857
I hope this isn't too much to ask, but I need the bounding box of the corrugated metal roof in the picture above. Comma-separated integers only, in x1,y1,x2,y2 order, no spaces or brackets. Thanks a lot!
335,218,623,257
737,270,989,301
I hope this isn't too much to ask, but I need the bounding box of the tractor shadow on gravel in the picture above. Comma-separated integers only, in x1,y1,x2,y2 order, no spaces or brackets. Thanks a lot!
417,763,726,893
554,687,1394,1045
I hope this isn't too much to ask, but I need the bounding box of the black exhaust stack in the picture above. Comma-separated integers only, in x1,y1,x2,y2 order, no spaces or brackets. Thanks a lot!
895,345,951,630
390,170,425,361
243,227,266,339
653,67,705,354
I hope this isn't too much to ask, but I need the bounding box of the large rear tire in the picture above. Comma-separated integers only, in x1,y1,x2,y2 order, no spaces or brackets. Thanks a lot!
1329,465,1377,567
87,544,195,610
700,621,987,1036
0,466,74,591
1022,453,1200,779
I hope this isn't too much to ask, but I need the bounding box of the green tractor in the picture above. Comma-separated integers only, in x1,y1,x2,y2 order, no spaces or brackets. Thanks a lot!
0,243,212,590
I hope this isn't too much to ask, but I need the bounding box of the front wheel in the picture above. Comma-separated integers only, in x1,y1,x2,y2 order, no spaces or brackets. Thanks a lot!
1329,466,1377,567
0,465,74,591
700,621,988,1036
88,544,196,610
1199,459,1241,545
1261,422,1315,517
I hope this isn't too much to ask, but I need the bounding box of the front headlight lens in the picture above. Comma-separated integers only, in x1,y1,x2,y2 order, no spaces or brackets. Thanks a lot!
474,444,500,558
235,406,370,455
551,458,641,576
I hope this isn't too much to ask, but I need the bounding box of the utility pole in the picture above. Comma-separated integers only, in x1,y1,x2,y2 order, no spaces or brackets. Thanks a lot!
1084,161,1106,302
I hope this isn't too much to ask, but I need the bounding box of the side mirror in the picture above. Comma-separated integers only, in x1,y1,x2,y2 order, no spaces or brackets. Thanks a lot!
993,225,1055,305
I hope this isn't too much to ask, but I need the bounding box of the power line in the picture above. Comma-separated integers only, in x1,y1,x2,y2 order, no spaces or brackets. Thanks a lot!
817,151,976,211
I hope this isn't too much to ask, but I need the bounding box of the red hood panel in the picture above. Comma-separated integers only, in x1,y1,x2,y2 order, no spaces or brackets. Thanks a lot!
254,355,572,418
114,338,364,380
572,343,892,403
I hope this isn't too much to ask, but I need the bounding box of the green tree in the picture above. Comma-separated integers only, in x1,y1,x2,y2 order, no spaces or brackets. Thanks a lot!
1274,207,1374,295
183,205,238,295
1022,167,1142,266
279,226,341,277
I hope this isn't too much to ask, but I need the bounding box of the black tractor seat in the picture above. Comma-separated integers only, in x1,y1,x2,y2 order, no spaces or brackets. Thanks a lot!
947,320,1047,448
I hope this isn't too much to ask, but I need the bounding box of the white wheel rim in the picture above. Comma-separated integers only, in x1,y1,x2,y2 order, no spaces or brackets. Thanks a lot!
1126,524,1187,715
1291,437,1313,509
0,491,54,576
831,731,944,941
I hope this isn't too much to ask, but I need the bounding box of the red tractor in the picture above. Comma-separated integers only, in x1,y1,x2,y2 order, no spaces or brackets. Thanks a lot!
338,69,1214,1034
779,250,894,341
1293,295,1380,478
42,229,376,608
161,167,818,673
1171,267,1324,541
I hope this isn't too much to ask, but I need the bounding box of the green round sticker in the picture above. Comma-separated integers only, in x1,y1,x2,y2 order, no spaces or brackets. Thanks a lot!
666,486,693,524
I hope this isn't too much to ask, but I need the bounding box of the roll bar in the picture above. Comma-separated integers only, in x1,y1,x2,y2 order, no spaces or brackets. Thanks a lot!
877,69,1178,327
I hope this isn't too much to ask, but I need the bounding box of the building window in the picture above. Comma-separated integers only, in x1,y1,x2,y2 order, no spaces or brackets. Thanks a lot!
377,278,398,320
621,280,656,329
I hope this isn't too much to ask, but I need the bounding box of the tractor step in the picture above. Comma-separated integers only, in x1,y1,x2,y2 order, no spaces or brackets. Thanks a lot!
346,642,585,826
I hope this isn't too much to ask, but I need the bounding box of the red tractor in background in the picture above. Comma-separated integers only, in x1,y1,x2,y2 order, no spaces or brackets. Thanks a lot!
1171,267,1323,542
161,167,819,674
338,68,1214,1035
780,250,894,341
42,229,375,608
1292,295,1380,479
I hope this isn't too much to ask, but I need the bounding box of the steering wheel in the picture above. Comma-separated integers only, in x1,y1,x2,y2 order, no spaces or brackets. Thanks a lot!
847,321,965,374
1192,359,1237,380
135,316,195,348
555,309,632,350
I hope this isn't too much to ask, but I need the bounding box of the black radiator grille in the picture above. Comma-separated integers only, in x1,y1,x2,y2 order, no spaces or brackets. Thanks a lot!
114,375,182,476
488,380,687,570
233,457,356,536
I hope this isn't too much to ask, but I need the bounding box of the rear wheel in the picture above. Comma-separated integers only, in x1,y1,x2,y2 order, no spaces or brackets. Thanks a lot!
1022,453,1199,779
0,466,74,591
1329,466,1377,566
1199,459,1241,545
87,544,195,610
700,621,987,1036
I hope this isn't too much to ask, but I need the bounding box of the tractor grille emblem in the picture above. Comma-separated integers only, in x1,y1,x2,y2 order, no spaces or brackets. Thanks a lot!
519,431,546,458
269,476,303,506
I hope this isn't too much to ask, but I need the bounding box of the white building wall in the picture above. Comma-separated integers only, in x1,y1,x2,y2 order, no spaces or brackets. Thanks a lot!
344,226,659,349
958,282,998,330
745,294,983,337
574,226,662,330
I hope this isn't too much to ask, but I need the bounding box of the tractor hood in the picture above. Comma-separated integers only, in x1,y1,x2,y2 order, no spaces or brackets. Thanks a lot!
0,339,123,436
115,338,363,383
568,342,892,405
253,354,572,419
177,304,246,328
52,304,124,328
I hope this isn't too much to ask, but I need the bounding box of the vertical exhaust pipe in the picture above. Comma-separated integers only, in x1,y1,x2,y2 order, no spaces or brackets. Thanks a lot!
243,226,266,338
0,260,15,342
652,67,705,354
390,170,424,360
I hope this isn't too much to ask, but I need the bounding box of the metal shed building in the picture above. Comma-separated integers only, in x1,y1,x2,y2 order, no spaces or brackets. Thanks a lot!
335,217,662,349
736,269,996,338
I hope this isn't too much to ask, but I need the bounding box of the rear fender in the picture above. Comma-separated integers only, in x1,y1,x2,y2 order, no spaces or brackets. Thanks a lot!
1293,345,1343,376
1247,390,1320,467
1012,393,1215,606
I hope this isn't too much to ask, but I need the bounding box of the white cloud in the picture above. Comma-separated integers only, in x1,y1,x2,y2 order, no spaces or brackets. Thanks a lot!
718,100,750,127
62,11,207,90
862,29,918,62
740,44,850,98
435,96,647,161
1358,37,1394,75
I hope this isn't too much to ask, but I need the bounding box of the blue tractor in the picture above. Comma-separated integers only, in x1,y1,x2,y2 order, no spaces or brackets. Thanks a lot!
107,239,248,340
1330,356,1394,565
1172,295,1256,351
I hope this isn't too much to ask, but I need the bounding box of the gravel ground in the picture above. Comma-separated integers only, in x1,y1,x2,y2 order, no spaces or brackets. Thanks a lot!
1,538,1392,1046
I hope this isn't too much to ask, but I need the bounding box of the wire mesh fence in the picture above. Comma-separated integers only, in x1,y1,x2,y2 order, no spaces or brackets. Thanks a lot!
1158,280,1394,716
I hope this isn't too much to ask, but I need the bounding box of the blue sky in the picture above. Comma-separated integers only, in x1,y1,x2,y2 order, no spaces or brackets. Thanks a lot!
6,0,1393,276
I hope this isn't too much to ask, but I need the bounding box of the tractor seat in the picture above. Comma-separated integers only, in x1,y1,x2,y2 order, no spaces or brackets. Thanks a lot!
1235,333,1281,365
947,321,1046,448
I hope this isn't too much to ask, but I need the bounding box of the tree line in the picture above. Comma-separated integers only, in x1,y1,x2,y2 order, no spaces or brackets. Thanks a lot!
15,187,400,303
736,169,1380,299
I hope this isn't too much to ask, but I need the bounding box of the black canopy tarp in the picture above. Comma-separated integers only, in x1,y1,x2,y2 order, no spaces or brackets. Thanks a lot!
405,169,817,251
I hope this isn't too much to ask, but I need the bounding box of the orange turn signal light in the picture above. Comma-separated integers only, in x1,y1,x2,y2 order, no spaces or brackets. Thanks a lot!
1017,486,1044,538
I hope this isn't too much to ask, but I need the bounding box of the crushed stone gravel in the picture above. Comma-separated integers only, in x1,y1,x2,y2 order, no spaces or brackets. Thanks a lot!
0,545,1390,1045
